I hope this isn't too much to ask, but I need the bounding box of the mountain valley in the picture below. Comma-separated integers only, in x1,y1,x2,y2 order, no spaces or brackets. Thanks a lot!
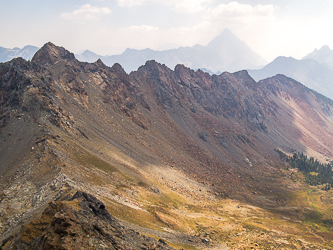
1,43,333,249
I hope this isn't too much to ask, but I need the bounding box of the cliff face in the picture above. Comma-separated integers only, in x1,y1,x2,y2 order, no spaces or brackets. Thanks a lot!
1,43,333,249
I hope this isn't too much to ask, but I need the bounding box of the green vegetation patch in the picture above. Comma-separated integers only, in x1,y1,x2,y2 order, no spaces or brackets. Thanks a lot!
168,242,199,250
74,150,119,173
107,200,165,230
275,149,333,187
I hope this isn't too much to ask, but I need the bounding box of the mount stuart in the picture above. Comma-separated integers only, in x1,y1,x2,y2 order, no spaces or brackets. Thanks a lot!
1,43,333,249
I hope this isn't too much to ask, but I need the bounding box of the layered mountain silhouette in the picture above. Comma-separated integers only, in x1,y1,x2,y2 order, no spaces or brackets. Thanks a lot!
303,45,333,69
1,43,333,249
248,45,333,100
76,28,267,73
0,45,39,62
248,56,333,100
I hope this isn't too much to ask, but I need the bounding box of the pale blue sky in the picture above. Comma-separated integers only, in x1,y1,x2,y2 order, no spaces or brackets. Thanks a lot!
1,0,332,61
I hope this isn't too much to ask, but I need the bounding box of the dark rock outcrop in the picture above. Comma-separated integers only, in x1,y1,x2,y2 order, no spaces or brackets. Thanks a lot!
5,191,174,250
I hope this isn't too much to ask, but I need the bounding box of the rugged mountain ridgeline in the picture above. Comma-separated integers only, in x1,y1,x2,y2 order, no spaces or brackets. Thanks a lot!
248,56,333,100
248,45,333,101
303,45,333,70
76,29,266,73
0,45,39,63
1,43,333,249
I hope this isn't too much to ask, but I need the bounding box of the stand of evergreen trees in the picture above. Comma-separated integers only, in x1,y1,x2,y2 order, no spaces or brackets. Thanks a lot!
275,149,333,188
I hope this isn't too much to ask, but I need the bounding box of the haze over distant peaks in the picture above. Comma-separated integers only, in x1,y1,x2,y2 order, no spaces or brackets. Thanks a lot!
75,28,267,73
0,45,39,62
303,45,333,69
248,45,333,100
248,56,333,100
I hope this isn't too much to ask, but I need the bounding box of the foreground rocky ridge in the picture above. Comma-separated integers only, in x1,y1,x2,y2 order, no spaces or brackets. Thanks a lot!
1,43,333,249
3,191,174,250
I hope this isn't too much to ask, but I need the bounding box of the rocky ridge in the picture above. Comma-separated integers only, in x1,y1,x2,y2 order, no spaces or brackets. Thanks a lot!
3,191,174,250
1,43,333,249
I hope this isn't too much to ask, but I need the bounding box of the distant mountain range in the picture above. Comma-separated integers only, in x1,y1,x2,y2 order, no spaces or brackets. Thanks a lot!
248,46,333,100
0,45,39,62
2,37,333,101
303,45,333,70
75,28,267,73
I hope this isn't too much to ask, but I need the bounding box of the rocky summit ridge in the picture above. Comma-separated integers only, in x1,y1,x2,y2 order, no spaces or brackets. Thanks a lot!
1,43,333,249
6,191,174,250
31,42,76,65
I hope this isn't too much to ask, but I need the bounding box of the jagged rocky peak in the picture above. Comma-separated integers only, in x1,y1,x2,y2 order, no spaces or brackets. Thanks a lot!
174,63,192,74
94,58,106,67
110,62,127,75
136,60,176,87
32,42,76,65
110,62,131,83
141,60,169,72
232,70,258,89
175,64,211,78
6,57,31,71
258,74,303,99
174,64,212,88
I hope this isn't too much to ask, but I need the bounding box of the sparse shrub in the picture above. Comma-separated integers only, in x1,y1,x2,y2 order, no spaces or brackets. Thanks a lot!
198,131,209,141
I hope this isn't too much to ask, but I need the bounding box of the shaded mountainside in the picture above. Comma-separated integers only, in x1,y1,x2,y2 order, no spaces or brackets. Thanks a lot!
1,42,333,249
76,29,266,73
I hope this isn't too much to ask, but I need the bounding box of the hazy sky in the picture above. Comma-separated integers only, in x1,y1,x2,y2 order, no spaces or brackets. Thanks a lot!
0,0,332,62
